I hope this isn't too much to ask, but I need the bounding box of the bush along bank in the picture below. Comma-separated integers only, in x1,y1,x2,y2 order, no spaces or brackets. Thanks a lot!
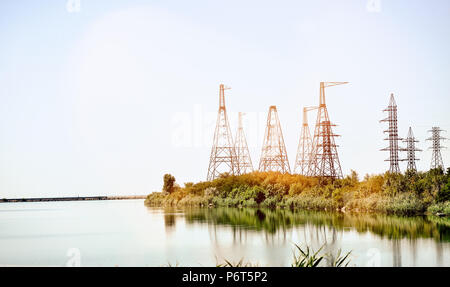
145,168,450,217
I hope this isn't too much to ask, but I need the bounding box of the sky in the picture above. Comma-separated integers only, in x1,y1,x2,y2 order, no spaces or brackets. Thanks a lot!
0,0,449,198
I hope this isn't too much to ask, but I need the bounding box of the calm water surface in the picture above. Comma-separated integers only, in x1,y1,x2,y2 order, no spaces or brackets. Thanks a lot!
0,199,449,266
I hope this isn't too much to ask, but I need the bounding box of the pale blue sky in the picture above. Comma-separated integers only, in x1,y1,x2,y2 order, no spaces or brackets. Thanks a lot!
1,0,449,198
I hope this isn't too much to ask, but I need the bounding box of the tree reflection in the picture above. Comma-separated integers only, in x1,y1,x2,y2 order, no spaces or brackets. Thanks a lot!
163,208,178,235
181,208,449,242
392,239,402,267
151,206,449,266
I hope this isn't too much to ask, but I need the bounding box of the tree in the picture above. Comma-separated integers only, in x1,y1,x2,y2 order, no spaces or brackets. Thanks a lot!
350,170,359,184
436,180,450,203
163,174,176,194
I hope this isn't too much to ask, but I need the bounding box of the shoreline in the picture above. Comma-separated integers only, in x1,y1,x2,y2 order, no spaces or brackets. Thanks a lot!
144,195,449,218
0,195,146,203
144,170,450,218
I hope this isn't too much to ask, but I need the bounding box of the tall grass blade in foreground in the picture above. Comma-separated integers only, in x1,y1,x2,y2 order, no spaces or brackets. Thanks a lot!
291,244,324,267
330,249,352,267
216,258,257,267
291,244,351,267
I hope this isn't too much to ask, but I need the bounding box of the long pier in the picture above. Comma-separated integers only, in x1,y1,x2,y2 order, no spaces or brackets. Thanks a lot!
0,195,147,203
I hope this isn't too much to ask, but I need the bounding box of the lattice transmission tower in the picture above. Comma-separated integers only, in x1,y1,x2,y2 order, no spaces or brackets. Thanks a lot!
307,82,347,179
380,93,402,173
294,106,318,175
426,127,446,170
234,112,254,174
207,84,239,180
259,106,291,173
401,127,421,172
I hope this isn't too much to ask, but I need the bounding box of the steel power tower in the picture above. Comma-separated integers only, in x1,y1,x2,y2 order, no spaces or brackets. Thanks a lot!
402,127,421,172
259,106,291,173
234,112,254,174
307,82,347,180
207,84,239,180
294,106,318,175
380,93,402,173
426,127,446,170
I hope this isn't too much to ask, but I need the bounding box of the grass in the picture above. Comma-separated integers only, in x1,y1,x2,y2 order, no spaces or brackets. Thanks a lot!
291,244,325,267
164,243,352,267
291,244,351,267
216,258,257,267
427,201,450,216
162,261,180,267
330,249,352,267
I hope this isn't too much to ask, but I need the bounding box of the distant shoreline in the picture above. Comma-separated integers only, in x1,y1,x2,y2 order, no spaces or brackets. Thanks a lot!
0,195,146,203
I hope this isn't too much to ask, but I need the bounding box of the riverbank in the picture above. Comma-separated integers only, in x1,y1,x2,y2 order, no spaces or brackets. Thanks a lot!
1,195,147,203
145,170,450,217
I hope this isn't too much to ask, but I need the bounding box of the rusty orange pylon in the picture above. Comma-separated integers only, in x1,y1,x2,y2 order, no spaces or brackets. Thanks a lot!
234,112,254,174
294,106,318,175
207,84,239,180
258,106,291,173
307,82,347,180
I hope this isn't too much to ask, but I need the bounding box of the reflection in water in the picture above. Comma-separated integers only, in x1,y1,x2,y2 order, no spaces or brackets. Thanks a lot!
436,243,443,266
183,208,450,241
164,213,176,228
159,207,450,266
0,200,447,267
163,208,177,236
393,240,401,267
410,239,417,266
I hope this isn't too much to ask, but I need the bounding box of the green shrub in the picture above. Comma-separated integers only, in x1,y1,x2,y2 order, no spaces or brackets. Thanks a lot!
427,201,450,215
436,181,450,203
261,197,279,209
289,183,304,196
332,188,345,209
244,186,266,204
242,198,258,208
385,193,425,215
144,192,166,206
145,170,450,216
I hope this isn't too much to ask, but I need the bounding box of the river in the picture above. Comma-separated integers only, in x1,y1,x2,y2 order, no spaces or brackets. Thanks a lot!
0,199,448,266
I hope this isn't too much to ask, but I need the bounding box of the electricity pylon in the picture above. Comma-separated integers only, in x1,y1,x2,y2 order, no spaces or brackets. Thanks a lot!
401,127,421,172
234,112,254,174
307,82,347,179
294,106,318,175
259,106,291,173
427,127,446,170
207,84,239,180
380,93,402,173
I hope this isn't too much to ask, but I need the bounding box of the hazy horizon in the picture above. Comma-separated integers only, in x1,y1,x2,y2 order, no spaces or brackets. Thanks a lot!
1,0,449,198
